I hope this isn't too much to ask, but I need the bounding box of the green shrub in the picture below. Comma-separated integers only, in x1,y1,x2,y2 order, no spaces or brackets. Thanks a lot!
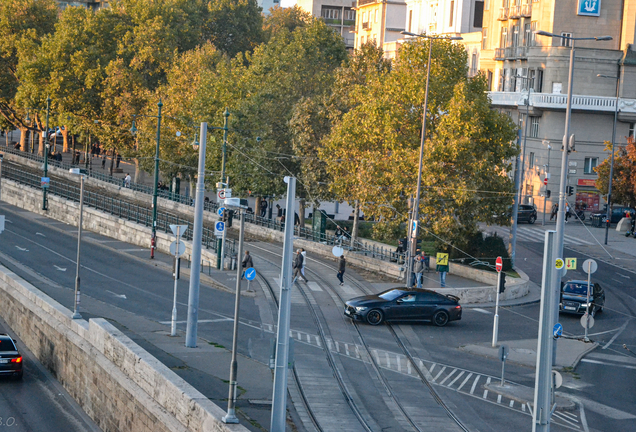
450,231,511,271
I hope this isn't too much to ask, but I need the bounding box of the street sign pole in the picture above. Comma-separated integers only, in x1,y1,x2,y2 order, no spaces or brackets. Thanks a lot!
492,256,503,348
582,259,597,342
533,230,558,432
220,227,227,270
171,226,182,337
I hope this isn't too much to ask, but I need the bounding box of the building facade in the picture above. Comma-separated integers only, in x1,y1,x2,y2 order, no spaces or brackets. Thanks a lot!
55,0,107,9
297,0,356,49
480,0,636,214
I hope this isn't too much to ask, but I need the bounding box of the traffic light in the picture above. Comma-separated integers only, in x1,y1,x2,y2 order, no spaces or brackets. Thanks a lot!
227,209,234,228
546,190,551,198
567,186,574,196
498,273,506,294
415,238,422,251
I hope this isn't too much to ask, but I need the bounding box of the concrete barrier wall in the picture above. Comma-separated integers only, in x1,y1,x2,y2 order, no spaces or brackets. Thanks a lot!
0,264,248,432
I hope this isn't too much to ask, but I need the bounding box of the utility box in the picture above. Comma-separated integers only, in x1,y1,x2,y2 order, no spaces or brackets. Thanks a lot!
312,210,327,241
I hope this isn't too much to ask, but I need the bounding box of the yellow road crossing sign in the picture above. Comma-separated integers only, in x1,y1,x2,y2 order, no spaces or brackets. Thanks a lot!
436,253,449,266
555,258,564,270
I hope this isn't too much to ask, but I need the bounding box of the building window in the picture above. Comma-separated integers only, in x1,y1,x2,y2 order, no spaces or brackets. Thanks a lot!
362,12,367,23
487,70,493,90
485,0,490,10
374,10,378,23
482,28,488,49
536,69,543,92
629,123,634,137
450,0,454,26
560,32,572,47
512,25,519,47
500,27,508,48
530,116,539,137
474,1,484,27
529,152,535,169
471,53,477,75
518,113,525,129
344,9,355,21
531,21,537,46
321,7,340,20
408,10,413,32
524,23,531,46
584,157,598,174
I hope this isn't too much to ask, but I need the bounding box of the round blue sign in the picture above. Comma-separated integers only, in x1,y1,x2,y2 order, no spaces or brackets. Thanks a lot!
244,267,256,281
553,323,563,339
215,221,225,232
217,207,226,217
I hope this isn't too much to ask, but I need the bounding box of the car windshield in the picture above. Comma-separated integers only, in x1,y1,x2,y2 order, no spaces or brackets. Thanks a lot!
378,289,406,301
563,283,591,295
0,339,16,352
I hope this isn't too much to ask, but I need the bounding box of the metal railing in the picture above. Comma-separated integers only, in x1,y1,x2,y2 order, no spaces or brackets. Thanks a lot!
1,144,404,263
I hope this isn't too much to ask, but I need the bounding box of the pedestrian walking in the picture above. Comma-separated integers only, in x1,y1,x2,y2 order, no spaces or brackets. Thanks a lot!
292,250,307,283
124,173,131,188
337,255,346,286
565,202,570,223
241,251,253,279
101,156,106,169
413,254,424,288
260,199,268,218
436,256,449,288
550,203,558,221
116,153,122,168
300,248,307,280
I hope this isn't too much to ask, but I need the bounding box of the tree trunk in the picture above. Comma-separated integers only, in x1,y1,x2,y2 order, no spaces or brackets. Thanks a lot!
299,199,306,227
255,196,262,218
38,130,45,156
62,126,69,153
4,130,8,147
134,158,140,183
72,134,76,160
109,148,115,175
19,127,28,151
351,200,360,246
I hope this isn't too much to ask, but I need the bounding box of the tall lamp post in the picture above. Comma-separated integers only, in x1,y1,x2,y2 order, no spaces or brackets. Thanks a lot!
42,96,51,210
597,73,620,245
400,31,463,287
69,168,85,319
541,142,551,226
130,100,163,259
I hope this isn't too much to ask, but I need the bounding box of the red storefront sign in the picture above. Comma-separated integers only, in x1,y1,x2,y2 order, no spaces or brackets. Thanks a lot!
577,178,597,187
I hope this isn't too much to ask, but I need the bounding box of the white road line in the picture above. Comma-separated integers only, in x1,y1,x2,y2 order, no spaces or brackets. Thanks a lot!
438,368,457,386
396,355,401,373
457,372,473,392
618,273,631,279
522,403,526,412
509,400,514,408
482,377,491,399
429,363,436,374
327,340,333,351
306,281,322,292
433,366,447,382
471,308,493,315
385,352,391,368
36,232,46,237
497,394,502,404
407,360,412,375
306,334,310,343
345,343,350,356
315,336,321,347
470,375,481,395
602,319,630,349
335,341,340,353
374,349,380,365
552,412,581,428
447,370,465,388
580,358,636,370
612,278,623,284
558,411,578,420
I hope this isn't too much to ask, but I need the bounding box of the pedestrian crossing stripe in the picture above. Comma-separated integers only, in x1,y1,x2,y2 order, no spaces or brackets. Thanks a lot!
486,226,594,246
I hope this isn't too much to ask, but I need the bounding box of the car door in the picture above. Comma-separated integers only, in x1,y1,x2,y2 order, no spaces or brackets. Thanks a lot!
393,294,418,320
411,292,439,320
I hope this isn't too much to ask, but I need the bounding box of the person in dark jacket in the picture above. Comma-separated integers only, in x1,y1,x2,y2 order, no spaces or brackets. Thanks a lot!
241,251,253,279
292,250,308,283
337,255,346,286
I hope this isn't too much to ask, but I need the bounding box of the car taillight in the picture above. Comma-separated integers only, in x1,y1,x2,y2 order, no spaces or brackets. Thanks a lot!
10,356,22,363
455,305,461,309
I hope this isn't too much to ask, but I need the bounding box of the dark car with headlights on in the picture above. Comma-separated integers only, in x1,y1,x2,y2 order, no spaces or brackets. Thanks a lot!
559,280,605,316
344,288,462,326
0,334,23,379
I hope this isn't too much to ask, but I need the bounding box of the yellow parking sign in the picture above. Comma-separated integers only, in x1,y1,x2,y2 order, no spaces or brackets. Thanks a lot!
436,253,449,266
565,258,577,270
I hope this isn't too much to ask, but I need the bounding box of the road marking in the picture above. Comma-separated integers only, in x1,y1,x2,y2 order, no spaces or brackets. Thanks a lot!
159,318,231,325
118,248,148,252
438,368,456,386
580,358,636,370
53,265,67,271
587,352,636,365
15,246,28,251
483,377,491,399
306,281,322,292
396,355,401,373
457,372,473,391
407,359,411,375
345,343,350,357
385,351,390,368
106,290,127,299
470,375,481,395
315,336,321,347
36,232,46,237
5,219,12,223
433,366,446,382
559,411,578,420
447,370,465,388
602,319,630,349
522,403,526,412
618,273,630,279
509,400,514,408
612,278,623,283
340,285,356,295
471,308,493,314
429,363,436,374
335,341,340,353
497,394,502,404
552,412,581,428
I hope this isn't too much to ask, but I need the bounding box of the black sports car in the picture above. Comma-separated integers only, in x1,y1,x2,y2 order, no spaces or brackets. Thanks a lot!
559,280,605,316
344,288,462,326
0,334,23,379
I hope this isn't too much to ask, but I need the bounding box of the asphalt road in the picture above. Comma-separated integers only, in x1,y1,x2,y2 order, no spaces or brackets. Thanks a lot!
0,318,101,432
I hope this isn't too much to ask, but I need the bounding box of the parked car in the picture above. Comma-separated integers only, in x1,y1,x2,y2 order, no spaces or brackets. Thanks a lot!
517,204,538,224
592,205,635,225
344,288,462,326
559,280,605,316
0,334,23,379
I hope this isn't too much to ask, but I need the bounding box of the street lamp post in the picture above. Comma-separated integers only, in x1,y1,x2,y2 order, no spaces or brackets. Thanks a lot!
597,74,620,245
69,168,85,319
542,143,551,226
42,96,51,210
217,108,230,270
400,31,462,287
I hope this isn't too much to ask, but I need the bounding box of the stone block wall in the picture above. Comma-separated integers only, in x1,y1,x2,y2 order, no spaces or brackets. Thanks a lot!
0,266,248,432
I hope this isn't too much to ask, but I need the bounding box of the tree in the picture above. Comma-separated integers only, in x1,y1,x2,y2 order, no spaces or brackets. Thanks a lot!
321,39,518,250
262,5,312,41
202,0,264,59
595,136,636,207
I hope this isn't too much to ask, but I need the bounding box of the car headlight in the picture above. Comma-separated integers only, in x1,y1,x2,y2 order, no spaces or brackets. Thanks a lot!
355,306,368,312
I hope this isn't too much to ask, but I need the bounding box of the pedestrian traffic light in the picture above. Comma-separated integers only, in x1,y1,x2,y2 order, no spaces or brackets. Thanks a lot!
546,190,551,198
227,209,234,228
498,273,506,294
567,186,574,196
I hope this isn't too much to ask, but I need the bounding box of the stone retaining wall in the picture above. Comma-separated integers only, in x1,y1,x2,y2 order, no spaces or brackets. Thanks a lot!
0,265,248,432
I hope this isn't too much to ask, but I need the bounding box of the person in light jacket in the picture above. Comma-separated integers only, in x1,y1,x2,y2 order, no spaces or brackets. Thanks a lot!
292,250,307,283
241,251,253,279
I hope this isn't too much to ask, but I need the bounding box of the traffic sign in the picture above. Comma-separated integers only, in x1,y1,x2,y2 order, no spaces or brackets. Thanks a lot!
580,313,595,329
553,323,563,339
565,258,577,270
583,259,597,274
555,258,564,270
41,177,50,188
170,224,188,237
169,240,185,257
217,189,226,199
495,256,503,272
436,253,449,266
244,267,256,281
552,370,563,389
332,246,344,257
215,221,225,237
217,207,226,218
411,220,418,238
498,345,509,361
544,177,548,186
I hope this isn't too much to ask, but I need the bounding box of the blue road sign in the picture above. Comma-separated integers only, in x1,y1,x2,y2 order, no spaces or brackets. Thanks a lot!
217,207,226,218
553,323,563,339
245,267,256,281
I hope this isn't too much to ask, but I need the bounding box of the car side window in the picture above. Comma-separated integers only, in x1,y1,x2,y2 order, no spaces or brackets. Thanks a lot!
416,292,437,302
401,294,416,302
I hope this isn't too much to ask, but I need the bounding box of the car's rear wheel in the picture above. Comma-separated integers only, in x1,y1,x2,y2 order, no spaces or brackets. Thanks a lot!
433,310,449,327
528,215,536,224
366,309,384,326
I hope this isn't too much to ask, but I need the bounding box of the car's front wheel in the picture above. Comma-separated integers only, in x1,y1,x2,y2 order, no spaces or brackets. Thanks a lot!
433,310,449,327
366,309,384,326
528,215,536,224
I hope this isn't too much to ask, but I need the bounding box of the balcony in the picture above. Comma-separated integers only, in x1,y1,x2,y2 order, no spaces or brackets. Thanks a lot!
488,92,636,117
494,48,506,60
362,21,370,30
498,7,509,20
493,46,529,60
509,5,521,18
357,0,376,6
521,3,532,16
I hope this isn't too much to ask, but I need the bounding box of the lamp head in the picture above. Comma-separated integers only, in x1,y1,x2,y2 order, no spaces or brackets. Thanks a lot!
534,30,556,37
25,112,30,122
192,132,199,150
595,36,613,41
129,120,138,136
